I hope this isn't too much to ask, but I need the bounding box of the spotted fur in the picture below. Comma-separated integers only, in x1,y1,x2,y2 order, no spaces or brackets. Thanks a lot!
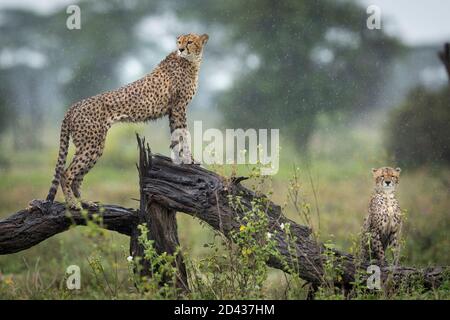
361,167,403,265
45,33,209,209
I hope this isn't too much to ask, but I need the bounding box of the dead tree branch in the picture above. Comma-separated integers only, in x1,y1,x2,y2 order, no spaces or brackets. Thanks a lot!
129,135,189,293
0,138,446,292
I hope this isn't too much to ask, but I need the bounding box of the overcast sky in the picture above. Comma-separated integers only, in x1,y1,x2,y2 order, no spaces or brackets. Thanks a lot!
358,0,450,45
0,0,449,46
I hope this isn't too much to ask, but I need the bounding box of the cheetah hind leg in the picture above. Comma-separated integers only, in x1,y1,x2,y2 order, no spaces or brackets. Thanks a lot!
60,169,82,210
72,177,99,209
62,149,95,210
71,178,81,199
71,146,104,209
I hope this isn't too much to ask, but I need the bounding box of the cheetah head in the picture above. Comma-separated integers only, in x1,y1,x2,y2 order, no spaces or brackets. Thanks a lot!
372,167,401,192
176,33,209,62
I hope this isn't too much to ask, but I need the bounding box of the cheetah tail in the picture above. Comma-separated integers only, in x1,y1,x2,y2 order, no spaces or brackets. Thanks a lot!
46,118,70,202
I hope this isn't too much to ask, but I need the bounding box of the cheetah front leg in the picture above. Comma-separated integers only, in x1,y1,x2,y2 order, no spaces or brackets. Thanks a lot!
371,232,386,266
390,233,401,267
169,102,196,164
360,231,370,263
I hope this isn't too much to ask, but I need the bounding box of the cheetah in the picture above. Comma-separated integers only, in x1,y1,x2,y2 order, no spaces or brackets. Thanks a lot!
360,167,403,266
44,33,209,209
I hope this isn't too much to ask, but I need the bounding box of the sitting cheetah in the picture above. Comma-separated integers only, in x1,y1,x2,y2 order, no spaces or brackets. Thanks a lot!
44,33,209,209
360,167,403,265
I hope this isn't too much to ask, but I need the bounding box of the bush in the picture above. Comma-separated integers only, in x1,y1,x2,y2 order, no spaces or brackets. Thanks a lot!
386,86,450,167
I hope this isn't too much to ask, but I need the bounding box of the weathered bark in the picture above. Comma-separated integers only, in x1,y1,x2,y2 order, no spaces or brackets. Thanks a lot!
129,135,189,293
0,201,137,255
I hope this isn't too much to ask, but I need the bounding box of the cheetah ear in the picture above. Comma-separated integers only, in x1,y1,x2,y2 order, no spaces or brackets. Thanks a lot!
371,168,379,177
395,167,401,173
200,34,209,45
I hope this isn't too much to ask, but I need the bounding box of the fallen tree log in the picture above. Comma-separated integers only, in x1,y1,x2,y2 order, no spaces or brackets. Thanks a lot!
0,138,446,293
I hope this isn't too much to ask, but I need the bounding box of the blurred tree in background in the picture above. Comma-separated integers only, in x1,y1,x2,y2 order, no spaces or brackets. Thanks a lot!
0,96,8,134
0,1,160,149
387,86,450,167
0,0,402,151
0,76,12,166
175,0,402,149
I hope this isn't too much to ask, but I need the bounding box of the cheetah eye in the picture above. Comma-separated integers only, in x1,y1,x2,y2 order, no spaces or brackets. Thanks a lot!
187,40,193,44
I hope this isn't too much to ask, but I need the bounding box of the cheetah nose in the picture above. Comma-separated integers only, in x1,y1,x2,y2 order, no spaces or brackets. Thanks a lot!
179,48,185,53
385,181,391,185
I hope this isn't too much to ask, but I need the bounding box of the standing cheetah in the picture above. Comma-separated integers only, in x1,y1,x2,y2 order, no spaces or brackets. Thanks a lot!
361,167,403,265
45,33,209,209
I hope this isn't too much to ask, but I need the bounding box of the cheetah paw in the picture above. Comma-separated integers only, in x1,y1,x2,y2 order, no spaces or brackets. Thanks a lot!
81,201,100,210
27,199,52,213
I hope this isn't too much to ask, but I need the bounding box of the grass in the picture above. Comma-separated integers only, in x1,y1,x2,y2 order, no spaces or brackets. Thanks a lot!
0,114,448,299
